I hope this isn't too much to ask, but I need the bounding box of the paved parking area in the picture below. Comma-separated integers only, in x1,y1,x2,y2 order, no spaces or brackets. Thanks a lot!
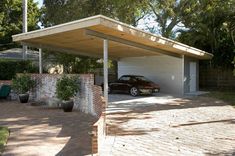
0,101,96,156
101,93,235,156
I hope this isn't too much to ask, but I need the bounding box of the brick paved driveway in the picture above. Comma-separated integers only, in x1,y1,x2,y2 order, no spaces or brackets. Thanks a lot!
0,101,96,156
101,94,235,156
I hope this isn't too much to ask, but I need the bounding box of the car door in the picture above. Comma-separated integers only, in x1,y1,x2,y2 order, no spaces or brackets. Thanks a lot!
115,76,130,92
110,79,122,91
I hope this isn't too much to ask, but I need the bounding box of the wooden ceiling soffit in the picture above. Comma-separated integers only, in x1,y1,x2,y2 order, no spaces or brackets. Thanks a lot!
85,29,182,58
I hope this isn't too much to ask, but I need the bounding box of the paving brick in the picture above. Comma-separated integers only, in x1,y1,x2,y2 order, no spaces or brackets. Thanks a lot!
100,94,235,156
0,101,96,156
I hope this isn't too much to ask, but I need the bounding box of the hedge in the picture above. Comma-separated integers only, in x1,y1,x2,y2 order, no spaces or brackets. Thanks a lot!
0,59,38,80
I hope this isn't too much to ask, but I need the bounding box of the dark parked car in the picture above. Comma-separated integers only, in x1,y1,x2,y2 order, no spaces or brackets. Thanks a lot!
107,75,160,96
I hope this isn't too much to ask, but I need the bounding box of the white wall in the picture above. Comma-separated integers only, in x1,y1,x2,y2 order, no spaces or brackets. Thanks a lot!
118,55,183,95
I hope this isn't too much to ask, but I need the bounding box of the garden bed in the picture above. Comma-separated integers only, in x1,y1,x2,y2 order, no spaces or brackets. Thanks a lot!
0,126,9,154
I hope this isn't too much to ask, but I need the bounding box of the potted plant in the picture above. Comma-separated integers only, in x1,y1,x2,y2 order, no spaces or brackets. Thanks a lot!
12,74,35,103
56,76,79,112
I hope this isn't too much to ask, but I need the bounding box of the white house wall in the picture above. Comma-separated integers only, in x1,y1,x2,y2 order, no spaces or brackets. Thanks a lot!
118,55,183,95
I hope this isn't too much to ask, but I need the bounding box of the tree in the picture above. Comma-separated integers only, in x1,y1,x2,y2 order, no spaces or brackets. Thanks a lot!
0,0,40,50
142,0,197,38
177,0,235,68
226,2,235,74
42,0,147,27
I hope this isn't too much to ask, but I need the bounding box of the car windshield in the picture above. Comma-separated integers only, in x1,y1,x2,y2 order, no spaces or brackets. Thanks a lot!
135,76,151,82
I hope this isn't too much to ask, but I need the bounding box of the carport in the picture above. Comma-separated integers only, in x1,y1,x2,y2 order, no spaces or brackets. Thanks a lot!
12,15,213,105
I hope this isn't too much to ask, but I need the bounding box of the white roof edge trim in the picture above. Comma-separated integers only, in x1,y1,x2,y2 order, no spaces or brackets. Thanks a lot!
98,15,213,58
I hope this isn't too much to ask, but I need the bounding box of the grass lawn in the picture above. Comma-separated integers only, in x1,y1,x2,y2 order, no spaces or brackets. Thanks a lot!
206,91,235,107
0,126,9,154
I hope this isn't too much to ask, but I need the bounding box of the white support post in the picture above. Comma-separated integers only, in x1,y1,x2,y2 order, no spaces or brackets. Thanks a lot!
103,39,108,106
23,0,27,33
22,0,27,60
39,48,42,74
182,55,185,95
22,45,27,60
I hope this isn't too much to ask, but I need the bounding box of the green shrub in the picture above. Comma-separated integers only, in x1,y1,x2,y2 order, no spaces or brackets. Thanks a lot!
12,74,35,94
0,127,9,154
56,76,79,101
0,59,38,80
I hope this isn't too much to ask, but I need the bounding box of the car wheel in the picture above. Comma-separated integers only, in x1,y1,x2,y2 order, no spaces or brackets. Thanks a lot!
130,87,139,97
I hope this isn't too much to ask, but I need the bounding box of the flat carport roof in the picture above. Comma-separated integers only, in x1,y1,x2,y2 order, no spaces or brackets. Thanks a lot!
12,15,213,60
12,15,213,109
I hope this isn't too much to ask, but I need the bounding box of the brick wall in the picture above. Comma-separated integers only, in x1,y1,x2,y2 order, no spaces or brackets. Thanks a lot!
28,74,104,116
0,80,12,86
92,86,103,117
92,97,106,155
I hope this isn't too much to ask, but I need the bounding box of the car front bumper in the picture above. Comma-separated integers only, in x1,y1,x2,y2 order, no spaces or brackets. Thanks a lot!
139,88,160,94
153,88,160,93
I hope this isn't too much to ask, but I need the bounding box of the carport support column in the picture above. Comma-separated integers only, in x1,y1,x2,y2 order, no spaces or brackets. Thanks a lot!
103,39,108,106
182,55,185,95
39,48,42,74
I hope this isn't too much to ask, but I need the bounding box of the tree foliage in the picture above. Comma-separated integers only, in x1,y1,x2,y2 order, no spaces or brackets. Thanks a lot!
42,0,147,27
12,74,35,94
177,0,235,68
56,75,79,101
146,0,197,38
0,59,38,80
43,52,103,74
0,0,40,50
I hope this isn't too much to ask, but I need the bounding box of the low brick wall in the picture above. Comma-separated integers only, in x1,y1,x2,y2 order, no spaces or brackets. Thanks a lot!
92,86,103,117
92,97,106,155
27,74,104,117
0,80,12,86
